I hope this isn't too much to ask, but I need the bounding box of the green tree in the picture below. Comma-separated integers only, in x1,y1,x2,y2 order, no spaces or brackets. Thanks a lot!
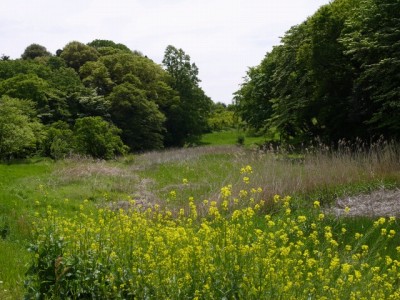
74,116,128,159
234,48,280,134
207,102,236,131
79,61,114,95
162,45,212,146
0,73,71,124
235,0,365,145
87,39,132,53
0,96,44,160
60,41,99,72
21,44,51,60
341,0,400,138
108,83,166,151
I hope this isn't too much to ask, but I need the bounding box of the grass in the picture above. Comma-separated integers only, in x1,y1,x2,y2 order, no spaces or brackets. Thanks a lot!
1,139,400,298
200,130,267,146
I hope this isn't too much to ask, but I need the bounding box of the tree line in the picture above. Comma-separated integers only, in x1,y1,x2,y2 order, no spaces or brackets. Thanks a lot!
0,40,216,160
235,0,400,146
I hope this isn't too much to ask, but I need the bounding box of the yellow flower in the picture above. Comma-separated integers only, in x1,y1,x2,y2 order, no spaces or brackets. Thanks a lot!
240,165,253,174
341,263,352,274
313,200,320,208
220,185,232,198
297,215,307,223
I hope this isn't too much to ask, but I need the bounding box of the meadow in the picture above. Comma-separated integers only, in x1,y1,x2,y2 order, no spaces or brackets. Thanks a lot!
1,135,400,299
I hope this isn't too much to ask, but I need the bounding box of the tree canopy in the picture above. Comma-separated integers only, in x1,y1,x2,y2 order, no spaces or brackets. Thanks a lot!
235,0,400,145
0,40,212,159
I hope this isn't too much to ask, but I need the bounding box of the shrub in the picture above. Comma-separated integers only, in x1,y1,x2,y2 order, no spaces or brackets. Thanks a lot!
42,121,74,159
0,96,44,160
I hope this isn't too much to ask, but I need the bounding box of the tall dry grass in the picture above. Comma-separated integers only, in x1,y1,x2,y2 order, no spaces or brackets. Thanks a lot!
44,142,400,212
230,140,400,206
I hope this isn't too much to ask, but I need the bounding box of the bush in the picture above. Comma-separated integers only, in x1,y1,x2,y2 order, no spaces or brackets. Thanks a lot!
0,96,44,160
42,121,75,159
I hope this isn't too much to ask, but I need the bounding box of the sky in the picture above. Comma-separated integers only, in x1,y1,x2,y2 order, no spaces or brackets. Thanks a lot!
0,0,331,104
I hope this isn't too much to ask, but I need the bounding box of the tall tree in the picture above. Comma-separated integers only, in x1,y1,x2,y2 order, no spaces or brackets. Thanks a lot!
341,0,400,138
162,45,212,146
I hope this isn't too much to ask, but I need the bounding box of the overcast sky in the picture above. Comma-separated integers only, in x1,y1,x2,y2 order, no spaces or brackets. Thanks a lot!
0,0,330,104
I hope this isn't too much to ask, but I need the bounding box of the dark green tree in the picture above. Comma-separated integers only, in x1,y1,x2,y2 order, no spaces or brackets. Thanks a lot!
21,44,51,60
74,116,128,159
341,0,400,138
108,83,166,151
162,45,212,146
234,48,280,133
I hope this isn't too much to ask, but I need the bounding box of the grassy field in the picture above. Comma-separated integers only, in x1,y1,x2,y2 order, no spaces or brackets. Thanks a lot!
200,130,267,146
1,136,400,298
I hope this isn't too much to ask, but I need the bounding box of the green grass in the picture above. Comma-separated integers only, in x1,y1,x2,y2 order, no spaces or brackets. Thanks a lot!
0,240,31,299
200,130,267,146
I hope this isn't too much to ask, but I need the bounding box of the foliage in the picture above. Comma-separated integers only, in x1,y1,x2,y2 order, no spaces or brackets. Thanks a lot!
21,44,51,60
108,83,166,151
0,96,44,160
0,40,212,158
74,116,128,159
87,39,133,53
163,45,212,146
25,167,400,299
235,0,399,145
42,121,75,159
340,0,400,138
207,102,236,131
60,41,99,72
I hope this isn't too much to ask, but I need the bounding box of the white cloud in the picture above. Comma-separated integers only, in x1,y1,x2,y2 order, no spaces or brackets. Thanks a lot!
0,0,330,104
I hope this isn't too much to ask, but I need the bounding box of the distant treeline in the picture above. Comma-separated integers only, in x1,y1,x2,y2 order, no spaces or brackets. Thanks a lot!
0,41,220,160
235,0,400,145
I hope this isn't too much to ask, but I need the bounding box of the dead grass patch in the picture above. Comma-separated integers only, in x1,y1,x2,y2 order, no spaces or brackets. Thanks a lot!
328,188,400,217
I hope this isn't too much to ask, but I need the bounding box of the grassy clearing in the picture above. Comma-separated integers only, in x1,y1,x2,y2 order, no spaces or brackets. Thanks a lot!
200,130,267,146
1,141,400,298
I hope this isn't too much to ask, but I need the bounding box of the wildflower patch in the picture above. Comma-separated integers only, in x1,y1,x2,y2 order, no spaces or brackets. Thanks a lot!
25,168,400,299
